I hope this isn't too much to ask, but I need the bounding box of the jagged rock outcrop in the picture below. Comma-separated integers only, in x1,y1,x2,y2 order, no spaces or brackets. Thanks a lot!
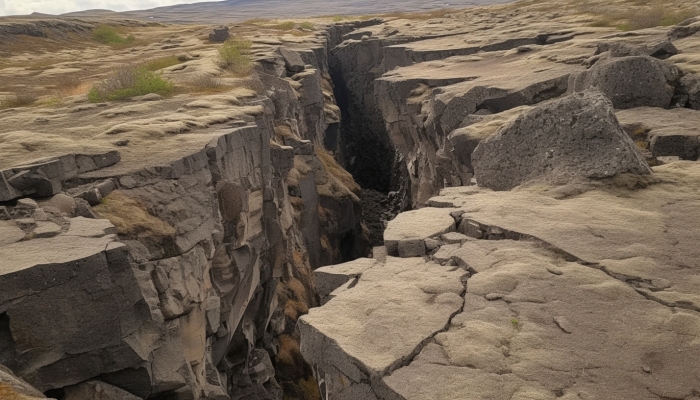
0,20,372,400
472,90,652,191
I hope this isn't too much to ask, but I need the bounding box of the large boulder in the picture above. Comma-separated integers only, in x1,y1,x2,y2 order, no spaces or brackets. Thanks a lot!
208,26,229,43
472,90,652,191
569,55,678,109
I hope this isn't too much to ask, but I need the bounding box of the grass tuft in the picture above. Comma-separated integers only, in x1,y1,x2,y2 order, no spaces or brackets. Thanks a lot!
0,93,37,110
88,65,174,102
143,56,182,71
93,190,176,238
218,37,253,75
272,21,296,30
299,21,315,30
316,148,361,196
92,25,135,45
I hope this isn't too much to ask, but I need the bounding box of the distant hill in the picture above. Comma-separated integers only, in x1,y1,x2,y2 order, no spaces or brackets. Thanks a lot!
63,0,512,24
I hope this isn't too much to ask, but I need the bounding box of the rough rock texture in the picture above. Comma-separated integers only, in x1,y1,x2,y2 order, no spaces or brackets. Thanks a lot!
0,365,49,400
472,91,652,191
298,256,466,398
64,381,142,400
0,20,372,400
569,55,679,109
302,161,700,400
383,207,456,257
208,26,230,42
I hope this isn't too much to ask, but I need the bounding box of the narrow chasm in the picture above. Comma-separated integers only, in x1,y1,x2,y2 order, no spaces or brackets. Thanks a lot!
328,52,410,247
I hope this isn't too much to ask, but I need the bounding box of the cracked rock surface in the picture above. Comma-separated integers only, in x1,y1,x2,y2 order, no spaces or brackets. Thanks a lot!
301,161,700,399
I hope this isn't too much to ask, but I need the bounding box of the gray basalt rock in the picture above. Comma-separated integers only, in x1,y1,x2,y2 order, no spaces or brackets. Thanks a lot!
64,381,142,400
279,47,305,74
569,55,679,109
472,90,652,191
208,26,230,43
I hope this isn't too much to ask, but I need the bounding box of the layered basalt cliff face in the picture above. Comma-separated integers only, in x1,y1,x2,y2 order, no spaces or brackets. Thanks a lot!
0,19,377,400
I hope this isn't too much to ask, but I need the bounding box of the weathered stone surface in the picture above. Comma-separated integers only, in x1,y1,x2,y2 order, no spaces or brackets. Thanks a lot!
569,56,678,109
0,364,47,400
616,107,700,161
0,221,26,246
64,381,141,400
279,47,305,73
315,258,377,304
472,91,651,191
299,256,465,398
384,207,457,256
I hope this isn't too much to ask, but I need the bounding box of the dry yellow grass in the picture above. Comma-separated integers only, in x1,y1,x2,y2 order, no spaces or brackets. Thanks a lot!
93,190,176,238
315,148,361,196
0,384,38,400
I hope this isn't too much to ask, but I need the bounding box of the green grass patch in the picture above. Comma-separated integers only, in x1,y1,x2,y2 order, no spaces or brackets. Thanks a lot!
144,56,182,71
92,25,135,45
218,37,253,75
299,21,315,30
88,66,173,102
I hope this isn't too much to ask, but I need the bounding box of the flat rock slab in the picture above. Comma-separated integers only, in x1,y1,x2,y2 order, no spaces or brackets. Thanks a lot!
384,207,457,257
0,221,25,246
430,161,700,312
0,234,117,277
382,243,700,400
299,256,465,394
63,217,118,238
314,258,377,304
616,107,700,160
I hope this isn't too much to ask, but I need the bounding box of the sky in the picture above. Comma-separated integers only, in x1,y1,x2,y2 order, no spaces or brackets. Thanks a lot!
0,0,216,16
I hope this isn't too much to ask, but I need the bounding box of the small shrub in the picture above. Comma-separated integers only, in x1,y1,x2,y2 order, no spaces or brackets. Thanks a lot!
272,21,296,30
316,148,361,196
88,66,173,102
144,56,181,71
92,25,135,45
0,93,37,109
218,37,253,75
299,21,315,30
186,74,226,92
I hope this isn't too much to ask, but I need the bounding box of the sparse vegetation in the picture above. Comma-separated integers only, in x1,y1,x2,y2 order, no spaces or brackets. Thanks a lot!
88,65,174,102
218,37,253,75
299,21,315,30
144,56,182,71
93,190,176,238
0,93,37,110
92,25,135,45
511,318,521,330
272,21,296,30
183,74,229,93
617,7,698,30
316,148,361,196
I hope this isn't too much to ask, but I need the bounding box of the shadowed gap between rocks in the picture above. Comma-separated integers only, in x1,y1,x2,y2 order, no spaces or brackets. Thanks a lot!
328,49,411,248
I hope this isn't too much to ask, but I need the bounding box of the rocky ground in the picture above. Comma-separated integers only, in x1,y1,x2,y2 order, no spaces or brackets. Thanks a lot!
2,0,700,399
